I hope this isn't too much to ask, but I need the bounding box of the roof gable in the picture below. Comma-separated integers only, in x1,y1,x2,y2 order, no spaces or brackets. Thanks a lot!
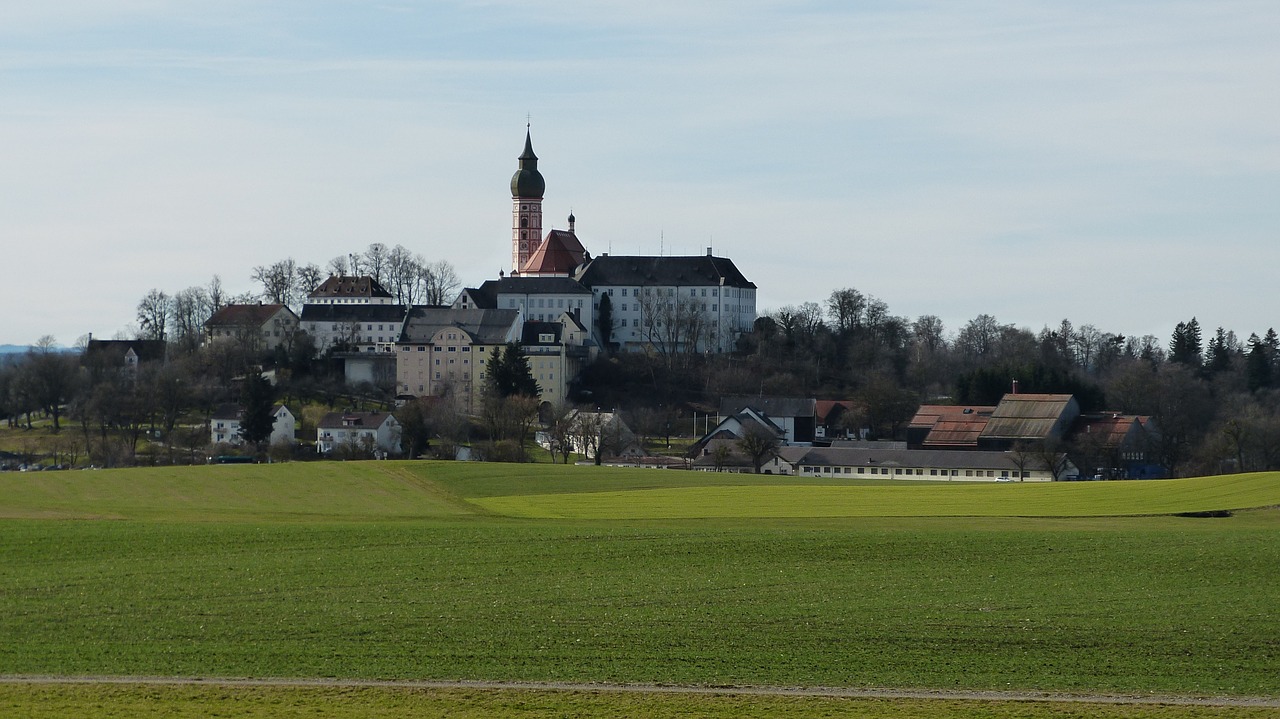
520,230,588,275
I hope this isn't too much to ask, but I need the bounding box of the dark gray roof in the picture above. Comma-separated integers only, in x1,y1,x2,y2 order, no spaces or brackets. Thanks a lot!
399,307,521,344
479,277,592,296
456,286,497,309
521,321,562,345
575,254,756,289
299,304,407,323
83,339,166,362
205,303,295,328
720,395,816,419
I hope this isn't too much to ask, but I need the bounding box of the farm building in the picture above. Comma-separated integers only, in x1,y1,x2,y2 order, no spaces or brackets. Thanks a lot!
767,446,1078,481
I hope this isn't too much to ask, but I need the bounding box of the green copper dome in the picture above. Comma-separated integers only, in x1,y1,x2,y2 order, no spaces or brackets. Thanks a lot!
510,129,545,199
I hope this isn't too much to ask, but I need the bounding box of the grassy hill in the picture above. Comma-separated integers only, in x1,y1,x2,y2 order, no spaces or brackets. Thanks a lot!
3,461,1278,521
1,462,1278,713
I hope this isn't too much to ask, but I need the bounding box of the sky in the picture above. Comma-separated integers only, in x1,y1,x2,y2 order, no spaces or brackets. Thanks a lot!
2,1,1278,348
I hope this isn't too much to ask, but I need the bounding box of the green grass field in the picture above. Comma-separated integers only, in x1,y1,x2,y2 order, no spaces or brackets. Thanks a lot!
2,462,1278,717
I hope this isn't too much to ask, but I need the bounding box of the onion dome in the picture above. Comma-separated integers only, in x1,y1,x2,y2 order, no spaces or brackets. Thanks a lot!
510,128,545,199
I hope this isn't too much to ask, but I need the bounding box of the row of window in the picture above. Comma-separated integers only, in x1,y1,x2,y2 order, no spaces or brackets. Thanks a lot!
800,466,1032,478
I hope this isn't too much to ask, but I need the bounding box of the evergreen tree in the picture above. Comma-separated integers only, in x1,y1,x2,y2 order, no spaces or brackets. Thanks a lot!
596,293,614,348
1169,317,1203,369
237,373,277,450
1246,333,1273,392
488,342,540,398
1206,326,1233,374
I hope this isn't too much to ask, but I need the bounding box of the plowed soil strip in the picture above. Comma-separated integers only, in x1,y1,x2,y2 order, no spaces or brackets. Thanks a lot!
2,676,1277,708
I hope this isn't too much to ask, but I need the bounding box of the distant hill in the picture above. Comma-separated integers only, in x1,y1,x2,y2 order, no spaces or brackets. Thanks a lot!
0,344,78,355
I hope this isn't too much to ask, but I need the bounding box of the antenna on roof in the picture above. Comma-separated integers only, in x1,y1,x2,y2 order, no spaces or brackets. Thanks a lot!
660,230,664,257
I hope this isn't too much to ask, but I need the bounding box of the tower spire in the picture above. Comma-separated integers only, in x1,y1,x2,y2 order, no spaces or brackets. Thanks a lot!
510,125,546,274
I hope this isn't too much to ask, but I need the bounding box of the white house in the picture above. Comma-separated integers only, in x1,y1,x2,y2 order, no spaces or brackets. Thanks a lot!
210,404,296,448
315,411,402,456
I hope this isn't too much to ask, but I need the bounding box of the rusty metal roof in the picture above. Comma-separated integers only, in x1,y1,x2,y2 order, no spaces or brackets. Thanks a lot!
980,394,1076,441
922,415,991,447
908,404,995,429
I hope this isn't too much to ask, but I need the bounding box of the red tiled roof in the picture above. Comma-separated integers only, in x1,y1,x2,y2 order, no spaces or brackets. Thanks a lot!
520,230,587,275
1072,414,1141,446
308,275,393,299
815,400,857,424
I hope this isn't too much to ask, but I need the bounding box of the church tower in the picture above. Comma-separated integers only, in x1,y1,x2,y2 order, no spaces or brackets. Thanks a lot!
510,127,546,274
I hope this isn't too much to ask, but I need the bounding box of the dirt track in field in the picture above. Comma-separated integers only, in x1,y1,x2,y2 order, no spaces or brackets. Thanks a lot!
3,675,1278,708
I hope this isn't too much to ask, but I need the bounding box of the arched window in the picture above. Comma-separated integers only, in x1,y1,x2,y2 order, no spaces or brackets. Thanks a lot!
521,217,529,228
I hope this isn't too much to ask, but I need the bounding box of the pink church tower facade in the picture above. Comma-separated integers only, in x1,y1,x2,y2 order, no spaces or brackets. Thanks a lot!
510,127,546,274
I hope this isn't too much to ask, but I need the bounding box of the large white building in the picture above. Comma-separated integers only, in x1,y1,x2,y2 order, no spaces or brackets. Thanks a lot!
574,252,757,354
299,275,406,354
500,128,757,356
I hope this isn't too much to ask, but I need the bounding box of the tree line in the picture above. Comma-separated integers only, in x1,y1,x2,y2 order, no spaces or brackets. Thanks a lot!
578,287,1280,477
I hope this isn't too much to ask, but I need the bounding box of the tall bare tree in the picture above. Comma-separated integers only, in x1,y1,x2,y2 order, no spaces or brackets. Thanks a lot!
421,260,460,306
252,258,299,307
295,263,325,296
363,243,390,285
136,289,171,342
170,286,211,355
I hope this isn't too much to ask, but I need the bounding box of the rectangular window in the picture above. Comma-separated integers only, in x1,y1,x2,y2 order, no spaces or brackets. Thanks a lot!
690,289,697,297
622,289,628,296
712,289,718,296
448,346,456,352
608,288,614,295
462,346,470,352
712,304,717,311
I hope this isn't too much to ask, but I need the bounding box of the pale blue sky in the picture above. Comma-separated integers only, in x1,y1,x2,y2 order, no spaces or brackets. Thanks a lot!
3,1,1278,347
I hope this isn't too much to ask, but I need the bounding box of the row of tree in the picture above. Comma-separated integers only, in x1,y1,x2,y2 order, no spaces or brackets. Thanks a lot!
131,244,460,354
